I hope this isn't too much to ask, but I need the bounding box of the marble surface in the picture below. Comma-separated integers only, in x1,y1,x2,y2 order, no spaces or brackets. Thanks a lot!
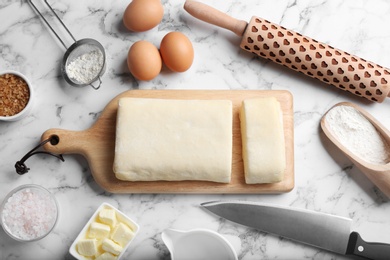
1,0,390,259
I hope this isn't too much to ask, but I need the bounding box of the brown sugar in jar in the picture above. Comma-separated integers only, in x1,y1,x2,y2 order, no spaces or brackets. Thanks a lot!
0,73,30,117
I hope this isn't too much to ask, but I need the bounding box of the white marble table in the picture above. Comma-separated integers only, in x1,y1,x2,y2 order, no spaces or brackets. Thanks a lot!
1,0,390,259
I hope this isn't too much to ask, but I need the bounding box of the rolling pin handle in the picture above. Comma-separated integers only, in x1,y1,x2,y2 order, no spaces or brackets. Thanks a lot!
184,0,248,36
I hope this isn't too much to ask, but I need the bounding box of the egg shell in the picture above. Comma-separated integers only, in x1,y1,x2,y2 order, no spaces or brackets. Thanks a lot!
123,0,164,32
127,41,162,81
160,32,194,72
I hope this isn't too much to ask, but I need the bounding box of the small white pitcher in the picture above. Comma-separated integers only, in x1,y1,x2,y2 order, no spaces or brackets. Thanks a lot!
161,228,238,260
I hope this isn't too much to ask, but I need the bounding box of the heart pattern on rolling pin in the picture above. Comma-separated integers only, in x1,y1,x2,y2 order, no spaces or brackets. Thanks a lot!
240,16,390,102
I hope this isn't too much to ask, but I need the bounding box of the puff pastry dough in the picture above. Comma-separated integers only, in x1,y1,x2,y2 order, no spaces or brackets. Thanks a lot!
240,97,286,184
113,98,232,183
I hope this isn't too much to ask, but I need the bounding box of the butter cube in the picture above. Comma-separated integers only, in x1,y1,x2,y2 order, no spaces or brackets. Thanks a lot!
102,238,123,255
88,222,111,239
96,252,118,260
111,222,135,247
99,208,117,227
77,239,98,257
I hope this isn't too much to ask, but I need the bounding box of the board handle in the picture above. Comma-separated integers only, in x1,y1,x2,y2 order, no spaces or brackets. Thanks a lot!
41,128,91,156
184,0,247,36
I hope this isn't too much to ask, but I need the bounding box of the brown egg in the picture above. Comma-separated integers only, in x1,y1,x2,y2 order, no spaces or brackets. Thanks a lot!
123,0,164,32
127,41,162,81
160,32,194,72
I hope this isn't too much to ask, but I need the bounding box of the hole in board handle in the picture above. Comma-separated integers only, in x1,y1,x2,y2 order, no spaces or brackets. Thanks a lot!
50,135,60,145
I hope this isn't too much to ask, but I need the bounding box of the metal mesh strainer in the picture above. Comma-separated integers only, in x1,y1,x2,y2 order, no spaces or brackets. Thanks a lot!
62,39,105,88
29,0,106,89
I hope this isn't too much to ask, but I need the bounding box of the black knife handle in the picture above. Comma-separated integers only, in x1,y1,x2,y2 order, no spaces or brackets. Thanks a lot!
346,232,390,260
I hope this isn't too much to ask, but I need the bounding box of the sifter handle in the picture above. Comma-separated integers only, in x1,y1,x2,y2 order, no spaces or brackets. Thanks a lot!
241,16,390,103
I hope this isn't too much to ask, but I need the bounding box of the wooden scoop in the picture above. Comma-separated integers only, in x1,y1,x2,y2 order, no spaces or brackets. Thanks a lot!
184,0,390,102
321,102,390,198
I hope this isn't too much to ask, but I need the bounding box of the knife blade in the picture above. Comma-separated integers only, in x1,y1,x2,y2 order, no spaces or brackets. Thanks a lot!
201,201,390,260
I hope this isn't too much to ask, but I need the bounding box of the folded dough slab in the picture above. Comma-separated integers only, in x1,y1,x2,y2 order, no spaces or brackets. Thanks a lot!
113,98,233,183
240,97,286,184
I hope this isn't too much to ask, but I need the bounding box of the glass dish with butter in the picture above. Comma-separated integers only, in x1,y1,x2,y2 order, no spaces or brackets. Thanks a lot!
69,203,139,260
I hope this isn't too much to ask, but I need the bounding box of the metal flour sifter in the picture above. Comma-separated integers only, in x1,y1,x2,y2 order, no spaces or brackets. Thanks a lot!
29,0,106,89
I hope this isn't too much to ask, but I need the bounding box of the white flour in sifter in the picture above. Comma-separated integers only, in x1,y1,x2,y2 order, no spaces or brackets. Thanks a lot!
66,49,104,84
325,105,390,164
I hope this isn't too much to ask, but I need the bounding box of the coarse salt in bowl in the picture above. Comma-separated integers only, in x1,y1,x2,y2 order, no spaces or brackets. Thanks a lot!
0,70,34,121
0,184,58,242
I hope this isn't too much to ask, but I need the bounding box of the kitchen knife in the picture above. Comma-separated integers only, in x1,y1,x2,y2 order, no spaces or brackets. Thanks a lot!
184,1,390,103
201,201,390,260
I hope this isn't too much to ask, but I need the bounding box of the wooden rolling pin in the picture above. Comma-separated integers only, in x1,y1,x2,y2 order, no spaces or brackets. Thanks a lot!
184,0,390,103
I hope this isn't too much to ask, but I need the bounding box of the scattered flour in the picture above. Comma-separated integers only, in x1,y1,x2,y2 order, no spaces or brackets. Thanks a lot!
66,49,104,84
326,105,390,164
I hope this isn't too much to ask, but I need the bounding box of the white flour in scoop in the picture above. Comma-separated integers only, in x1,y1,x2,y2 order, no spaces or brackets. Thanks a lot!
325,105,390,164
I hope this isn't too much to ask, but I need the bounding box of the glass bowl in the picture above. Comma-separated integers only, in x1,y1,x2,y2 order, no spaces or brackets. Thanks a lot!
0,184,58,242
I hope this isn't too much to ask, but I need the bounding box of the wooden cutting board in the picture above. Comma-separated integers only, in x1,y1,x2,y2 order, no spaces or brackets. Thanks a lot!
41,90,294,193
